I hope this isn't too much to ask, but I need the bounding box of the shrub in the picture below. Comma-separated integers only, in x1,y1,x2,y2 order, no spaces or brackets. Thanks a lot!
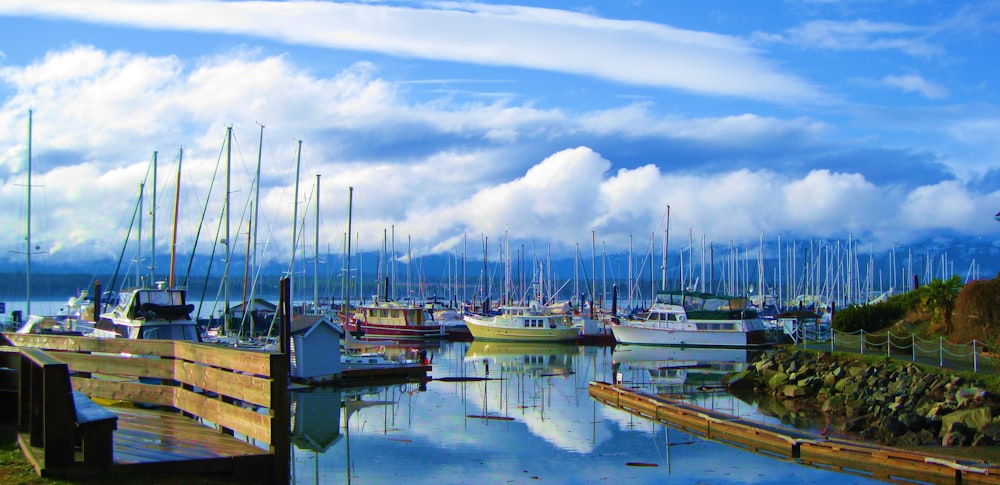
951,278,1000,348
832,298,907,333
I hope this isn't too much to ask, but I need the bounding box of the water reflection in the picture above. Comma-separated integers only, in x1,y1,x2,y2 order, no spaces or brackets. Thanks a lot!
290,342,881,484
611,345,764,396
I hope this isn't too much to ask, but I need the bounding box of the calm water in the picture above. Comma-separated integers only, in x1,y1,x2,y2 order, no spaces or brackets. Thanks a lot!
290,341,883,485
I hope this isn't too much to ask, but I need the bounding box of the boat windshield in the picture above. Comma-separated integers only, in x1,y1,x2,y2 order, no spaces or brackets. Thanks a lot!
138,290,185,306
138,324,200,341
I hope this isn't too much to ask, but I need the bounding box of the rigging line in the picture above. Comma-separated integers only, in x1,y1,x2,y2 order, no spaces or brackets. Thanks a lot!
104,183,145,313
196,201,227,320
287,181,316,276
182,131,227,288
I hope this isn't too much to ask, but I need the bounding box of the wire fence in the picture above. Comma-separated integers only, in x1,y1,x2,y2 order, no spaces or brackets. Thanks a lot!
798,328,1000,375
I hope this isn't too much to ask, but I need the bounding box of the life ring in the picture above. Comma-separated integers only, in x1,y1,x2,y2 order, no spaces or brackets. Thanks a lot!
378,345,386,355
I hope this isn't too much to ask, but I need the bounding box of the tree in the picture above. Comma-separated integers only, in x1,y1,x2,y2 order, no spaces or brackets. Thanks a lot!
918,275,962,334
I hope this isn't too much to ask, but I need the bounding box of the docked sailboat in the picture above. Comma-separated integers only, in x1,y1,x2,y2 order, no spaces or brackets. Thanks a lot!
610,290,769,347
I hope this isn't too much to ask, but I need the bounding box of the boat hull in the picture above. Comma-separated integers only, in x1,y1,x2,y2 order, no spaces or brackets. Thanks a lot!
611,324,768,348
344,319,445,339
464,316,579,342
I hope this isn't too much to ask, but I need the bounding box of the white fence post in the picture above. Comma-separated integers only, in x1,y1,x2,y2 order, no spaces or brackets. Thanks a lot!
974,340,979,373
886,333,891,358
939,336,944,367
860,330,865,354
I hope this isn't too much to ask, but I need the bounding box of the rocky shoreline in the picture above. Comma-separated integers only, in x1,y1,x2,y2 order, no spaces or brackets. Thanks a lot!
724,347,1000,448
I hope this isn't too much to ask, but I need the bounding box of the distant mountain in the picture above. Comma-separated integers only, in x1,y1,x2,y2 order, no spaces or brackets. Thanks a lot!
2,235,997,301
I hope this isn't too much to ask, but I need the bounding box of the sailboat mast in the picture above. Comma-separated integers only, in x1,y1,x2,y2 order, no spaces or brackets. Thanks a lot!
344,186,353,315
224,126,232,335
137,182,144,288
290,140,302,316
169,147,182,288
25,110,32,319
151,151,157,284
314,174,320,312
662,205,669,291
253,124,264,275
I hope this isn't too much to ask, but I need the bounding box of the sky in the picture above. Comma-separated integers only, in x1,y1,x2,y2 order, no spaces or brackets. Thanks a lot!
1,0,999,275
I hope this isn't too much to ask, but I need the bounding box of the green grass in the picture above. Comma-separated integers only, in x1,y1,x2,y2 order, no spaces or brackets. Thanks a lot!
0,432,66,485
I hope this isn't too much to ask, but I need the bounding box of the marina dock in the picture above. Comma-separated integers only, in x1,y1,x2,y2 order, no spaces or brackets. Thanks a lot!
2,333,289,483
589,381,1000,485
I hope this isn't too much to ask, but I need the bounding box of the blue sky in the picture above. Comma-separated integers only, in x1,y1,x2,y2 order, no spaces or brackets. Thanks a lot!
1,0,999,270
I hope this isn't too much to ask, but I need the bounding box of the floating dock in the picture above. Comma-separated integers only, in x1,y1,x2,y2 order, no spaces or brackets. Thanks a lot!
588,381,1000,485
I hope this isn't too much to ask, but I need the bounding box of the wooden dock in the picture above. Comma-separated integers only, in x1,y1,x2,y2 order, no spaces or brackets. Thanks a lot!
2,333,289,483
589,381,1000,485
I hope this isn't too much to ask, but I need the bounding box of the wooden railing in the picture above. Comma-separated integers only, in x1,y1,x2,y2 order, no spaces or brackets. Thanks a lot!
2,334,290,484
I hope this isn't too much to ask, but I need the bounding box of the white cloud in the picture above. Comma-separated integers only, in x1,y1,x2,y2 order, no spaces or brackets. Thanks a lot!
2,44,998,269
759,19,943,57
0,0,823,103
900,180,996,232
881,74,949,99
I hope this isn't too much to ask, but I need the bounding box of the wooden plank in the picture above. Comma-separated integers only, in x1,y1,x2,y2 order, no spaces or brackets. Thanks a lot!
71,377,175,407
5,334,174,357
173,359,271,407
42,361,75,468
106,406,272,480
268,352,289,485
173,342,273,376
57,352,175,380
172,387,271,444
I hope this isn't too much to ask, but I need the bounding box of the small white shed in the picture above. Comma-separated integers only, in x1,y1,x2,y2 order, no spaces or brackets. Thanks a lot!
290,315,344,379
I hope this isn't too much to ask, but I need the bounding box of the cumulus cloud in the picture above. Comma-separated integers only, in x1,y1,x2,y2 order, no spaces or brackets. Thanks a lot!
1,44,996,270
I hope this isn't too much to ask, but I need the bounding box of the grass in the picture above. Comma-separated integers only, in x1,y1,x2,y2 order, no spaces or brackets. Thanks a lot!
0,430,68,485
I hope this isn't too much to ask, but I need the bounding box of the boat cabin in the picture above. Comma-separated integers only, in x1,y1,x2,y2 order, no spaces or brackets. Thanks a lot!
96,287,200,341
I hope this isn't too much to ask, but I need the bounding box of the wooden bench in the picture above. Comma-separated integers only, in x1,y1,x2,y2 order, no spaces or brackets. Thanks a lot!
16,347,118,473
71,390,117,467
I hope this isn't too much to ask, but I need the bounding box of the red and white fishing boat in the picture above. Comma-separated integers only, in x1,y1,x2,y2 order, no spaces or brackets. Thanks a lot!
341,299,445,339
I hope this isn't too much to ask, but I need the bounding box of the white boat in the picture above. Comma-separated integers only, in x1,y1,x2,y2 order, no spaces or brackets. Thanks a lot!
463,303,579,342
91,283,201,341
610,290,769,348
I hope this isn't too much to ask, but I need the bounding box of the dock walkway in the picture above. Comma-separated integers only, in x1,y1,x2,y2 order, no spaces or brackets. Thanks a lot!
589,381,1000,485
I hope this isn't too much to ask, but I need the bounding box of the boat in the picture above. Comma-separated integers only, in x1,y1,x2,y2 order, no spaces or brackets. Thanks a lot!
423,297,471,340
463,302,579,342
610,290,769,347
91,282,201,341
341,299,445,339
